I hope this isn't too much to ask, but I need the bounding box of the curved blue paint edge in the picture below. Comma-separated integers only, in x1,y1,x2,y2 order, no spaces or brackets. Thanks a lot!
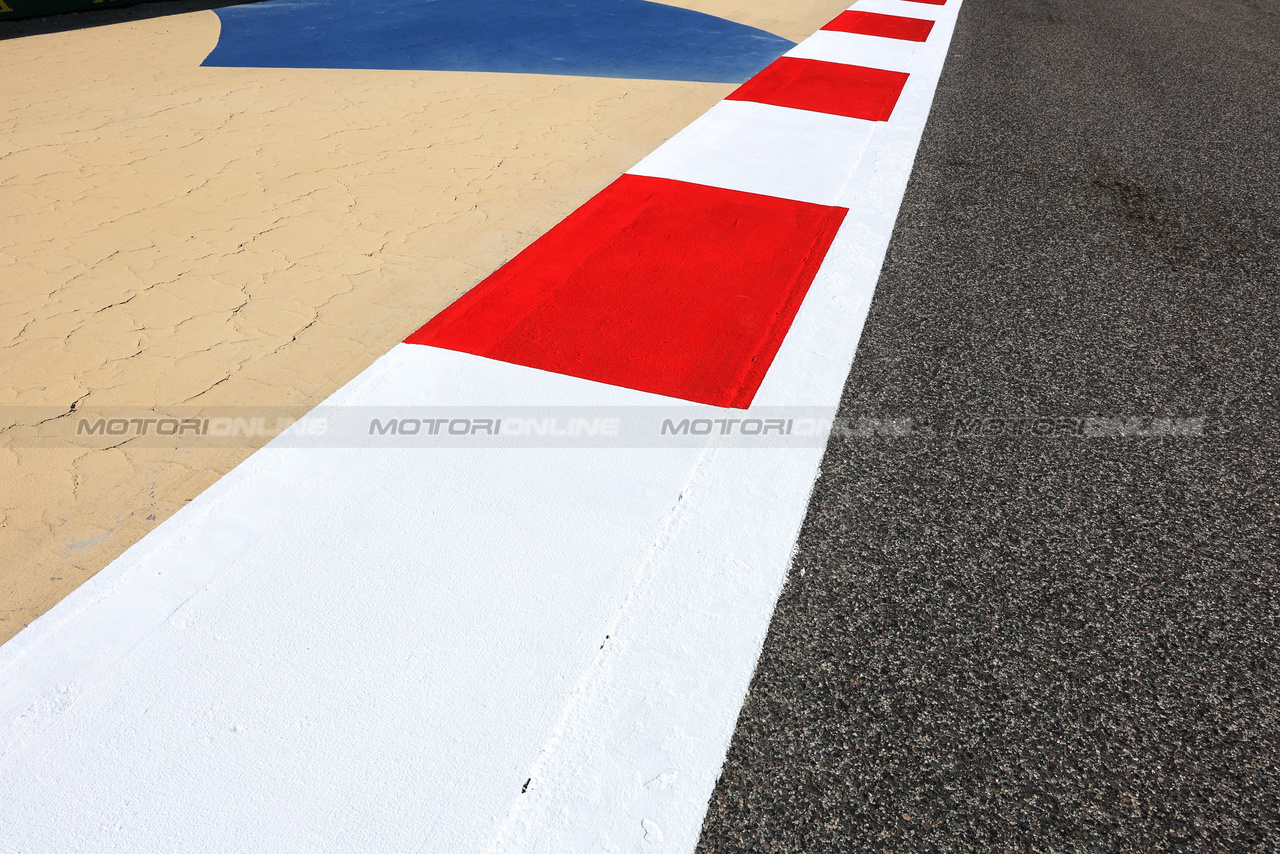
203,0,796,84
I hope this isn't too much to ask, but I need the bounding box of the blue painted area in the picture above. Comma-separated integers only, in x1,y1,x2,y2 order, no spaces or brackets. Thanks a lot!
203,0,794,83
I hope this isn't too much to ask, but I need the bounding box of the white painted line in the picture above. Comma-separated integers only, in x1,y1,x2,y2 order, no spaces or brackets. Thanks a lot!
628,101,878,207
848,0,957,22
785,30,921,74
0,5,963,852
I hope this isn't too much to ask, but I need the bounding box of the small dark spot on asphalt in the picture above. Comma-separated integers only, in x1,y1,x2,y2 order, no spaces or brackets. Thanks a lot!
1092,176,1158,224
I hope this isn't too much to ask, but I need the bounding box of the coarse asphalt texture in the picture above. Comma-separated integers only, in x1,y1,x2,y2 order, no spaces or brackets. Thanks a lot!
698,0,1279,851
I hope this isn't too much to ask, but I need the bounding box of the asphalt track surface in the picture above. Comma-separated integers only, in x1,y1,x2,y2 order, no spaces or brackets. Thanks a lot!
699,0,1280,851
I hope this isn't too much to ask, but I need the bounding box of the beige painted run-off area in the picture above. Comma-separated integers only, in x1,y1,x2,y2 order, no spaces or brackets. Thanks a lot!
0,0,855,644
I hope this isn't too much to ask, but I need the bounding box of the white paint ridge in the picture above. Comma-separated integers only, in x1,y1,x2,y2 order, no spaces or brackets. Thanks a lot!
0,5,963,853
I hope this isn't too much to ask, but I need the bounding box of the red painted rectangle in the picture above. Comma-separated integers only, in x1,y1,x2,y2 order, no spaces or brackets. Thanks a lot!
725,57,909,122
405,175,847,409
822,10,934,42
904,0,947,5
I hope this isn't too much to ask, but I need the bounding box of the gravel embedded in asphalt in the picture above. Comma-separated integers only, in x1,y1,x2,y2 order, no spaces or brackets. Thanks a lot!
697,0,1280,850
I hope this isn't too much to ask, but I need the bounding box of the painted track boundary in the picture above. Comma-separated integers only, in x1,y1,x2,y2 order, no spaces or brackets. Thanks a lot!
0,2,963,851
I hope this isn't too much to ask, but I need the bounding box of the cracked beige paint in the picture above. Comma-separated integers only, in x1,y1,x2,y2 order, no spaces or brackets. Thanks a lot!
0,0,855,645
